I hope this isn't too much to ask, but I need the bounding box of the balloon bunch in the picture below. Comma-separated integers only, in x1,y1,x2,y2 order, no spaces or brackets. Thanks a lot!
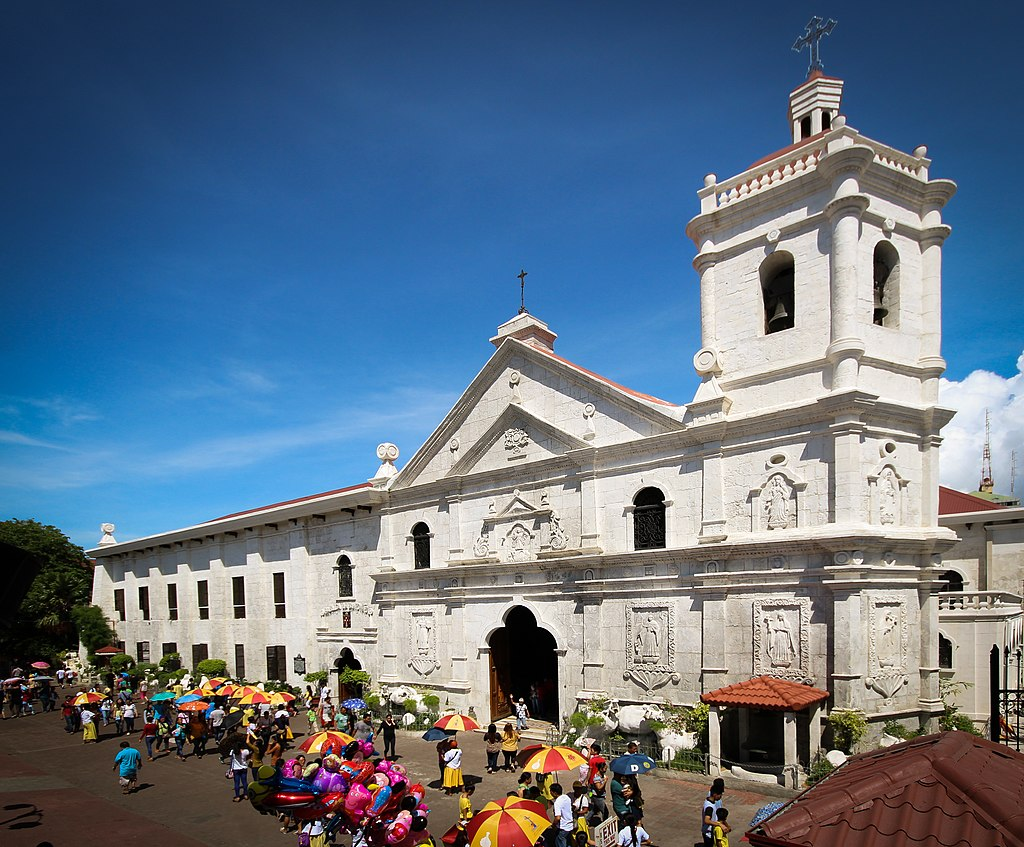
249,741,430,846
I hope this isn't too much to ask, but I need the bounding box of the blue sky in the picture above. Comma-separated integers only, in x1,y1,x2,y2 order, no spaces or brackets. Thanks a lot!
2,2,1021,550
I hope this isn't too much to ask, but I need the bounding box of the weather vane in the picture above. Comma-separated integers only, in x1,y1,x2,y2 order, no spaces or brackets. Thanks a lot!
792,16,836,77
517,269,528,314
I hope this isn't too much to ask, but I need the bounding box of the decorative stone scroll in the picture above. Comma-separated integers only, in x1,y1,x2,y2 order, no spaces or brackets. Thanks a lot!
749,454,807,531
409,610,440,676
752,598,812,683
866,596,909,701
623,604,679,691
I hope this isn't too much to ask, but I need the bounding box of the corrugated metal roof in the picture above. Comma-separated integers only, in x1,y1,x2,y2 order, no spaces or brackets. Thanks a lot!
748,731,1024,847
700,676,830,712
939,485,1005,514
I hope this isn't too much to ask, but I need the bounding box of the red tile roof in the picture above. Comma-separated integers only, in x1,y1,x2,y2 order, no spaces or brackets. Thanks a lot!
211,482,373,522
95,646,121,654
939,485,1005,515
700,676,829,712
531,345,677,408
748,731,1024,847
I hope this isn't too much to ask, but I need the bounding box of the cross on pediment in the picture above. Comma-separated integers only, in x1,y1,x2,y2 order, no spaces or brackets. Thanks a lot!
792,16,836,77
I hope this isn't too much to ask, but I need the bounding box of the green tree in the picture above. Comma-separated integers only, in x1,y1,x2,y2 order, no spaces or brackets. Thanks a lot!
71,605,116,659
0,519,92,658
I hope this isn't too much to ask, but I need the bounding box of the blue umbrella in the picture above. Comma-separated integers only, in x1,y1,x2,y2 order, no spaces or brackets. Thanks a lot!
341,698,368,711
608,753,657,775
175,693,202,704
749,801,787,828
422,727,456,741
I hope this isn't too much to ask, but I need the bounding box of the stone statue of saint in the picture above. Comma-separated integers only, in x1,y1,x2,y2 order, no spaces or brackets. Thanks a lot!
634,615,662,664
765,612,795,667
764,475,791,530
879,610,900,667
508,524,531,561
879,469,898,525
416,619,431,655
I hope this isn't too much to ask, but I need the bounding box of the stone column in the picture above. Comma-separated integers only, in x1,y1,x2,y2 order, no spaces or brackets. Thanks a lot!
578,453,600,551
828,584,865,710
700,442,727,541
579,598,604,694
708,705,722,775
693,248,719,347
918,575,944,717
783,711,798,783
918,176,955,402
809,703,822,760
446,495,462,559
830,415,865,525
700,589,729,691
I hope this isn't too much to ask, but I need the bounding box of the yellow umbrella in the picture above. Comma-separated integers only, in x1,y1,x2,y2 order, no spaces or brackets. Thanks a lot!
520,745,588,773
465,796,549,847
237,690,274,705
72,691,104,705
269,691,297,704
433,713,481,732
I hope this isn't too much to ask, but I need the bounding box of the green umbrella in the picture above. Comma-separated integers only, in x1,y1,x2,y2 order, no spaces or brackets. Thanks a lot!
151,692,176,701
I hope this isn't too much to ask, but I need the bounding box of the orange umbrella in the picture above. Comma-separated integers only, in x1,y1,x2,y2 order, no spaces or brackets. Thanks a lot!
237,690,274,706
72,692,104,705
433,713,480,732
299,731,356,754
465,796,549,847
520,745,588,773
177,700,210,712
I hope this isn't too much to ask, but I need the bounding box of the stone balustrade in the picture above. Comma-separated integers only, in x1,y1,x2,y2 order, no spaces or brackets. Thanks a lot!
938,591,1024,612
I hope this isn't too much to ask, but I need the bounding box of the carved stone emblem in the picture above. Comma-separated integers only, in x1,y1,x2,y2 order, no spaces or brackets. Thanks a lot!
753,598,812,683
866,596,909,700
504,428,530,456
409,611,440,675
506,523,533,561
623,605,679,691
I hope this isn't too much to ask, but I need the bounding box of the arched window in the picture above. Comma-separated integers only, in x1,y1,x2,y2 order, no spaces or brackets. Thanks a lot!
872,242,900,327
799,115,812,140
938,633,953,669
412,522,431,569
761,253,795,334
633,487,666,550
336,555,353,598
939,569,964,592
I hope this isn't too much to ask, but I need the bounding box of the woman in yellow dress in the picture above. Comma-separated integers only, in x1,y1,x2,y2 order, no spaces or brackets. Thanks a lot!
81,706,98,742
442,738,464,795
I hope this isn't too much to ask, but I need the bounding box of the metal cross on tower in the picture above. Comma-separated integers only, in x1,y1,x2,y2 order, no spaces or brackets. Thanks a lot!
792,16,837,77
517,269,528,314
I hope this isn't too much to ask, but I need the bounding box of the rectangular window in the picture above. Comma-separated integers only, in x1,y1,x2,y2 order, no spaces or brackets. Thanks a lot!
234,643,246,680
197,580,209,620
167,583,178,620
138,586,150,621
232,576,246,619
114,589,126,621
136,641,150,662
116,640,126,654
266,645,286,681
273,572,286,618
161,642,177,657
191,643,209,668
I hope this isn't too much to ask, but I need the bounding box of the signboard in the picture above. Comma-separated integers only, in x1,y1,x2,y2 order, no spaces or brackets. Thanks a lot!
595,817,618,847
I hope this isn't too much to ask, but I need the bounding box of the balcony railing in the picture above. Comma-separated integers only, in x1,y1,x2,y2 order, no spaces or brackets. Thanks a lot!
938,591,1023,612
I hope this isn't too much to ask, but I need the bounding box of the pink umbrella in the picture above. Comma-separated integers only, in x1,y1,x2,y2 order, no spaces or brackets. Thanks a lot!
31,662,50,669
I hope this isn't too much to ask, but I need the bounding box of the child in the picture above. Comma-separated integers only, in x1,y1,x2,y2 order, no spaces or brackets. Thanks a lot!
458,784,476,828
713,808,730,847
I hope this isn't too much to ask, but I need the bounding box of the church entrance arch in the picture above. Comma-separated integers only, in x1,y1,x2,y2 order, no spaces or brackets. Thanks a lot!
488,606,558,723
334,648,363,701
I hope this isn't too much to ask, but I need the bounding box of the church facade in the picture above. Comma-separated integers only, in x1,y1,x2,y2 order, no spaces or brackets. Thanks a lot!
89,69,1020,762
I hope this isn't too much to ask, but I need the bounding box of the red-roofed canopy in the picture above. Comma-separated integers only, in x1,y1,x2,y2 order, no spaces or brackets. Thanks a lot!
701,676,829,712
94,646,121,655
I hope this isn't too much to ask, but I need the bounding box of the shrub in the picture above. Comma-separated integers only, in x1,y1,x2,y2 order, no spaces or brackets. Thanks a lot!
421,694,440,711
806,754,835,785
826,709,867,753
158,653,182,672
570,711,605,731
365,693,382,710
304,670,328,685
339,668,370,688
196,658,228,677
135,662,159,680
109,654,135,674
402,698,419,714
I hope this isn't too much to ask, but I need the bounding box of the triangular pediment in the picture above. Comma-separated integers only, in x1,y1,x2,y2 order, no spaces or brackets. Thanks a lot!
391,337,684,491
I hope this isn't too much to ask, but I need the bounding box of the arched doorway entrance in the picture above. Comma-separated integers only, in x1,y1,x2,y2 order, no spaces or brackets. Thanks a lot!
334,648,363,701
488,606,558,722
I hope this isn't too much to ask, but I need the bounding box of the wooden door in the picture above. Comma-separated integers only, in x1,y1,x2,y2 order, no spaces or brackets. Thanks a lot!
489,629,511,720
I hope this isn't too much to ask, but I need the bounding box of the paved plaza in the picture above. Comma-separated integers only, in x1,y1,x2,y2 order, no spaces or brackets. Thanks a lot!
0,709,795,846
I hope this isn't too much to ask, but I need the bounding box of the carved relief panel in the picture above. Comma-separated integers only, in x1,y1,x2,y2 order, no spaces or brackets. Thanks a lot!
471,489,574,562
409,610,440,676
749,454,807,531
752,597,812,683
867,443,909,526
866,596,909,700
624,604,679,691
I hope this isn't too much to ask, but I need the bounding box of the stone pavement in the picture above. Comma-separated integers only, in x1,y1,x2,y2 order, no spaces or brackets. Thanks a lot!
0,710,796,846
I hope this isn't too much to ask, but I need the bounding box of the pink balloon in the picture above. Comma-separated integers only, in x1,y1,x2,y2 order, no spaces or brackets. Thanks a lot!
385,811,412,844
376,759,393,773
345,782,372,817
358,739,374,758
390,764,407,777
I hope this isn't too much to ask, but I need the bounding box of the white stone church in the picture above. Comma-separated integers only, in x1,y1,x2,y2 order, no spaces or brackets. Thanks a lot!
89,64,1023,773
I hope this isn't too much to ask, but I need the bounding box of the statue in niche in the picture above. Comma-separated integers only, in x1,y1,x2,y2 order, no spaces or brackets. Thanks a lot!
765,612,795,667
879,468,898,525
879,611,900,667
508,524,532,561
549,513,568,550
763,475,791,530
634,615,663,664
416,618,432,655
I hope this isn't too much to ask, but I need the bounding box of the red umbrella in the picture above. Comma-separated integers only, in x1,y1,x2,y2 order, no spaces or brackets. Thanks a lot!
177,700,210,712
299,731,356,754
519,745,588,773
465,796,549,847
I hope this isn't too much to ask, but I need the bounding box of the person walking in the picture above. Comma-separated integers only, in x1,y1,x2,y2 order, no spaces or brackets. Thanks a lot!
140,716,159,760
122,701,137,733
61,696,76,733
442,738,464,795
209,703,226,742
588,760,609,824
500,723,520,771
378,713,398,759
515,698,530,730
229,744,251,802
484,724,501,774
81,706,98,743
551,783,574,847
113,740,143,794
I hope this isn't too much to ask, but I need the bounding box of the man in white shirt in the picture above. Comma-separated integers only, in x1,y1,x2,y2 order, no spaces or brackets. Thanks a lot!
320,683,332,703
550,783,574,847
209,705,226,741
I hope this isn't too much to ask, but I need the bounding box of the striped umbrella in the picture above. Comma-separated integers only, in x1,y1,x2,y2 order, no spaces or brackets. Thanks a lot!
217,683,240,696
433,713,480,732
520,745,588,773
237,690,274,706
299,731,356,754
182,687,215,697
72,692,104,705
231,685,261,699
177,700,210,712
269,691,297,704
206,677,230,689
465,796,549,847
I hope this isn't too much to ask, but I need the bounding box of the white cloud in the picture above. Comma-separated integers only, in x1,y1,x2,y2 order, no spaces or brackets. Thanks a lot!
938,352,1024,495
0,430,69,450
